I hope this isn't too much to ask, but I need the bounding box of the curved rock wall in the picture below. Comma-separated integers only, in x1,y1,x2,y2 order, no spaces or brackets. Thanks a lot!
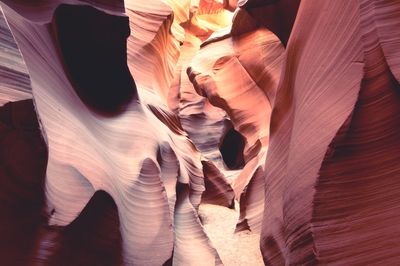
0,1,223,264
258,0,400,265
1,0,400,265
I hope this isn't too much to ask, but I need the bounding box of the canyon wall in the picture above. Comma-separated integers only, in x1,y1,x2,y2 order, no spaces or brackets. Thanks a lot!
1,0,400,265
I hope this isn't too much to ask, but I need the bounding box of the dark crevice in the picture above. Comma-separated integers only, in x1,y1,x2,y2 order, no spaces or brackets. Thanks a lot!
52,4,137,116
43,190,123,266
219,123,245,170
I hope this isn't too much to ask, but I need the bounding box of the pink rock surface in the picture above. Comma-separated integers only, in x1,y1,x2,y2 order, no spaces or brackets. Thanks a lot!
188,6,285,232
258,0,400,264
0,9,30,105
0,1,224,264
1,0,400,265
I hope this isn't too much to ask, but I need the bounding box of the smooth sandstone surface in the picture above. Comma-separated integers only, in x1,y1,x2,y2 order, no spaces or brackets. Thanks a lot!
187,7,285,232
0,1,222,265
0,0,400,265
258,0,400,265
0,8,30,105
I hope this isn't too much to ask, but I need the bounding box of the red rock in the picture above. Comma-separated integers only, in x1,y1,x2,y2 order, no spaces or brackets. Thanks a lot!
1,0,400,265
187,7,285,233
0,1,223,264
259,0,400,264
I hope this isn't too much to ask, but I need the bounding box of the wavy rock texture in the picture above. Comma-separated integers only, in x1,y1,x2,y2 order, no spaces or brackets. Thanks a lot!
125,0,186,104
122,0,235,209
0,11,125,266
188,5,285,233
0,9,30,105
258,0,400,265
0,1,223,265
170,0,240,205
163,2,266,263
1,0,400,265
175,0,233,163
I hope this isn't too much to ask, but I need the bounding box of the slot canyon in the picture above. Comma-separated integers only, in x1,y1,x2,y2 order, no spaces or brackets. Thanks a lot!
0,0,399,265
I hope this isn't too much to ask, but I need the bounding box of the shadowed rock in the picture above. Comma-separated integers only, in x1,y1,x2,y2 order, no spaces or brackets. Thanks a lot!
219,125,245,170
54,4,137,115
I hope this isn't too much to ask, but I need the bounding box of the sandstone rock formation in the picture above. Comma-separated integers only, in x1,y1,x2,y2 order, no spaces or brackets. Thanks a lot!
0,1,227,264
1,0,400,265
187,5,285,232
0,12,30,105
256,0,400,265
